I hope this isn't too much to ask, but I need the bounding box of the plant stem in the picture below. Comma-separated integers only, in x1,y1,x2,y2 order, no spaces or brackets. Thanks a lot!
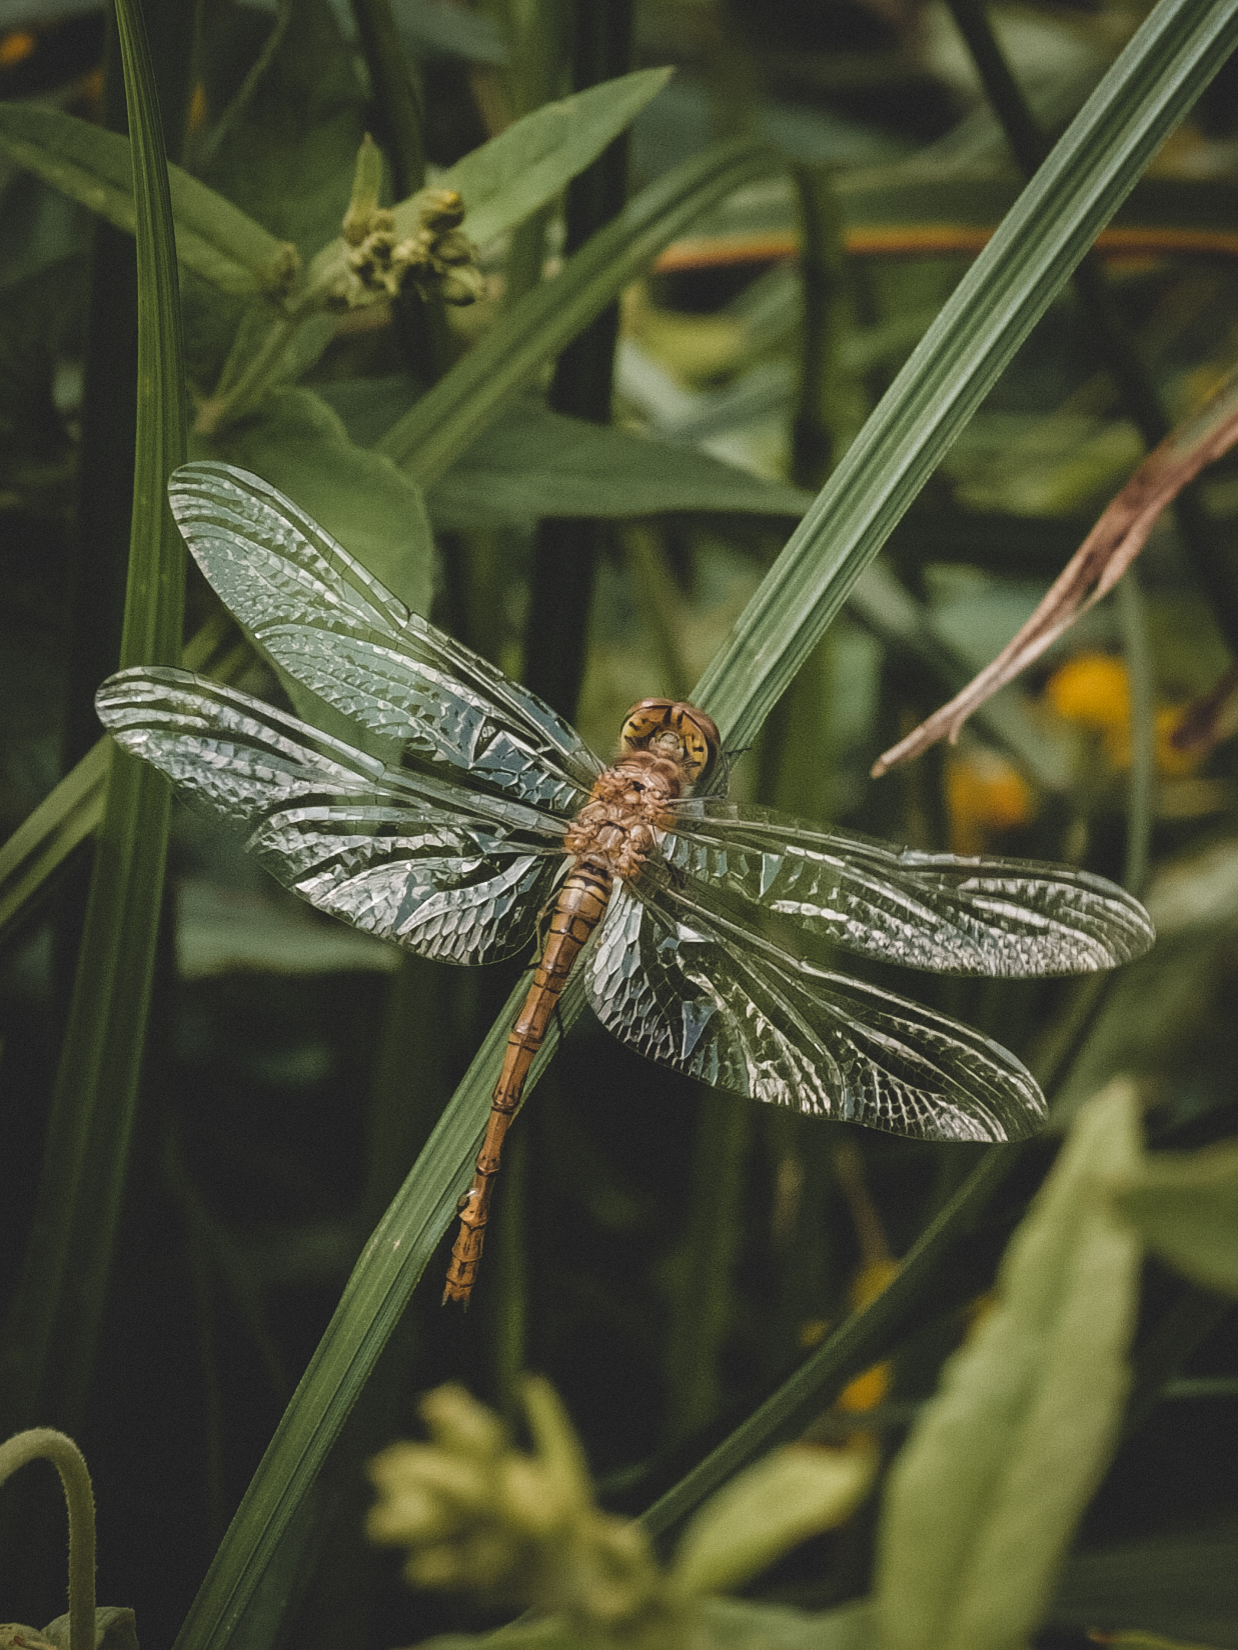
1118,569,1154,896
348,0,425,194
193,0,291,172
522,0,634,718
663,1099,751,1448
0,1430,96,1650
791,164,847,490
348,0,452,382
197,315,298,433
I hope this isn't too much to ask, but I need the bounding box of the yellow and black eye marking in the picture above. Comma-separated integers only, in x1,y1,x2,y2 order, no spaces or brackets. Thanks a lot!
619,698,721,785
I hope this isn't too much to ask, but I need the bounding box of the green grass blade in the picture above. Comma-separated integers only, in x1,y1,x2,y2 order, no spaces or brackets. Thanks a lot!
0,743,110,944
171,0,1237,1637
170,966,571,1650
376,137,780,484
0,0,188,1434
0,618,238,950
692,0,1238,749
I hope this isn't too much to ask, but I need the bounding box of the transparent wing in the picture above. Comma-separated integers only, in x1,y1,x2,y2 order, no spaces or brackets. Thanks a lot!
586,877,1045,1143
96,667,566,964
167,462,601,815
663,800,1154,977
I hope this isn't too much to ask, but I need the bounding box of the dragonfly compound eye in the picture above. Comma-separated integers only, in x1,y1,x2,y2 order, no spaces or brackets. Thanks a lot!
619,699,721,784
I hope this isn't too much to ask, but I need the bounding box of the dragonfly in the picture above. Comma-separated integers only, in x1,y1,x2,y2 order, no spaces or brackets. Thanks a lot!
96,463,1155,1303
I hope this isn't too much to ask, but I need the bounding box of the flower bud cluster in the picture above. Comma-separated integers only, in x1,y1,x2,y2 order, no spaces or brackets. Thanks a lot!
366,1381,687,1649
333,189,484,311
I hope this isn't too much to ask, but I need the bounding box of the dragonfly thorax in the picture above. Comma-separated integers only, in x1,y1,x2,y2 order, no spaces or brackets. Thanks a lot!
564,752,684,881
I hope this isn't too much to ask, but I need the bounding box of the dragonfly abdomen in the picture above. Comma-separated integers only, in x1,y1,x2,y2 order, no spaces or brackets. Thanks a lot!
443,748,702,1303
443,861,614,1304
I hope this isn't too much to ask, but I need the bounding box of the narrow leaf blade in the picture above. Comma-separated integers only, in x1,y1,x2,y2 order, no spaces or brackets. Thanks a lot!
0,102,296,298
441,66,673,248
0,0,188,1434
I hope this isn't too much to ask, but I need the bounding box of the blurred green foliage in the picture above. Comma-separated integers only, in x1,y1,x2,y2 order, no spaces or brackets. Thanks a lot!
0,3,1237,1650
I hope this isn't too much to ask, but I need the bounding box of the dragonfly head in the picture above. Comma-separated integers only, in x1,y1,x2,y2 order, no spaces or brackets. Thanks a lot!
619,699,721,786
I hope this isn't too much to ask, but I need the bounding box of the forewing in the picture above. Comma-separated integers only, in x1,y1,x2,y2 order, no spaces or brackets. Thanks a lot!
95,667,565,964
586,879,1045,1143
167,462,600,814
664,800,1154,977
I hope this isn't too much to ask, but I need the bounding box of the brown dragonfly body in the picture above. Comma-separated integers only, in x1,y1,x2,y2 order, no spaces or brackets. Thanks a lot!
444,699,720,1303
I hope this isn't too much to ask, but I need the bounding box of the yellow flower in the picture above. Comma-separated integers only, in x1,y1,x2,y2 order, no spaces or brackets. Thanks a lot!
946,749,1035,856
1044,652,1201,776
1045,652,1130,732
836,1258,900,1416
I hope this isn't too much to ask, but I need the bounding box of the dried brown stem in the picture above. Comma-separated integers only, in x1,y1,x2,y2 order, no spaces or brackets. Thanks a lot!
872,369,1238,776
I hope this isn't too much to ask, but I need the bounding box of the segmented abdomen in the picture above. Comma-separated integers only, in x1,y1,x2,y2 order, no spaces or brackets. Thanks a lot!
442,861,613,1303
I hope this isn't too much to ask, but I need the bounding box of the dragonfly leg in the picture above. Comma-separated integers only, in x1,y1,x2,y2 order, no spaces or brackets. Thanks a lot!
532,887,559,958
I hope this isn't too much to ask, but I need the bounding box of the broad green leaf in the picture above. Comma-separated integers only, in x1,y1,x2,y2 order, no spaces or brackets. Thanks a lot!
422,1598,875,1650
0,0,187,1435
315,370,812,523
0,103,296,299
873,1081,1143,1650
43,1607,139,1650
322,379,812,522
429,399,812,525
441,67,673,249
1116,1140,1238,1297
194,308,341,434
211,387,435,614
301,68,673,300
378,138,781,484
697,1598,874,1650
671,1443,878,1598
170,3,1238,1646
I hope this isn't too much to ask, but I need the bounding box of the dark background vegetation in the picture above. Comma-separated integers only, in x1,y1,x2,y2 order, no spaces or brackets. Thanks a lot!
0,1,1236,1647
